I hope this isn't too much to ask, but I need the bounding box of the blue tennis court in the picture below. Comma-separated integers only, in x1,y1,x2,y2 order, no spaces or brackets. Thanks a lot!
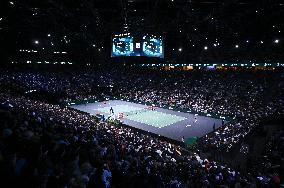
70,100,227,141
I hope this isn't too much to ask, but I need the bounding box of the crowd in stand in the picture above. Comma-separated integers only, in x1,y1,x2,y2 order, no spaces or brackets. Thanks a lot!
0,67,283,187
1,68,283,151
0,92,258,188
0,70,100,102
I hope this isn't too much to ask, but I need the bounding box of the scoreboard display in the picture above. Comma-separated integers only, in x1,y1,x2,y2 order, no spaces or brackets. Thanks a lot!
112,33,164,58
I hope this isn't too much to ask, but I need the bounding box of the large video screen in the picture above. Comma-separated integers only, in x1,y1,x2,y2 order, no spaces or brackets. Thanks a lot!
111,33,164,58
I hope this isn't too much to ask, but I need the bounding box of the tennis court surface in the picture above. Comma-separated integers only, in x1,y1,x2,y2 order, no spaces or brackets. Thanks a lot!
69,100,227,141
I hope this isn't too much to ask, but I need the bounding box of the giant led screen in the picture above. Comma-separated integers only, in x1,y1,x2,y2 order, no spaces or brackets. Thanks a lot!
111,34,164,58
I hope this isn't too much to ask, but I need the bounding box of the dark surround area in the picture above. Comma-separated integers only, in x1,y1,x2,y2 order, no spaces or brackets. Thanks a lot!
0,0,284,188
0,0,284,65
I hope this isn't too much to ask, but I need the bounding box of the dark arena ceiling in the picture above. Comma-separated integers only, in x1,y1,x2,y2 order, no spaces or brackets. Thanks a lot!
0,0,283,64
